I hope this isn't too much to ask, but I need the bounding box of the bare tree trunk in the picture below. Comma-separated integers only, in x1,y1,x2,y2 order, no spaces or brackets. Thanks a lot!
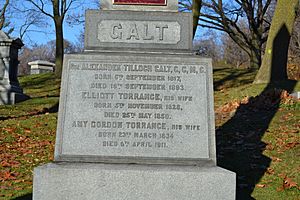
254,0,299,83
249,48,262,69
0,0,9,30
190,0,272,70
22,0,76,78
54,18,64,78
52,0,64,78
192,0,202,38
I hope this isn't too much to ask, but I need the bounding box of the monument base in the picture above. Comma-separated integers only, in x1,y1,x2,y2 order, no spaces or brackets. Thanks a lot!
33,163,236,200
0,91,30,105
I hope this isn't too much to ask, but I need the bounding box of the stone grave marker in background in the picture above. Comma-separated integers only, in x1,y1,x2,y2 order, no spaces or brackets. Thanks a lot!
33,0,236,199
0,30,29,104
29,60,55,75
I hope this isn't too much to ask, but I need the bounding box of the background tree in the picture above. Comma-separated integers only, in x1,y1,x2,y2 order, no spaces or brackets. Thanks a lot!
192,0,203,37
193,31,222,63
179,0,203,38
0,0,13,34
73,29,84,52
18,39,80,75
289,9,300,61
254,0,299,83
190,0,274,69
20,0,83,78
222,32,249,68
287,7,300,80
0,0,9,29
17,11,48,40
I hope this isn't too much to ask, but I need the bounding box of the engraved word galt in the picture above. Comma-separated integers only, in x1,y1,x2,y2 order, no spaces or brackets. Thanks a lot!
98,20,180,44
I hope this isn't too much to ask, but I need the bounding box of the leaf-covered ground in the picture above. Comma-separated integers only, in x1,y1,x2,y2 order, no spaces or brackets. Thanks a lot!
214,82,300,199
0,73,59,199
0,70,299,199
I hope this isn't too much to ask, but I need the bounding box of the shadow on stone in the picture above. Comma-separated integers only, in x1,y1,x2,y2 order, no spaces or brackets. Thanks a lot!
13,194,32,200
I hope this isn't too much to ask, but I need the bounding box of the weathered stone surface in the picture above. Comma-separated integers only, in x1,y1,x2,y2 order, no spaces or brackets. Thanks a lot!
85,10,192,51
101,0,178,11
54,52,216,164
29,60,55,75
33,5,236,198
0,91,30,105
0,30,29,105
34,163,236,200
290,91,300,99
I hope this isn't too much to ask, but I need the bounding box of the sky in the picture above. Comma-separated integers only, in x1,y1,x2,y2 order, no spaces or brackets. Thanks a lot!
13,21,85,46
7,1,206,47
10,23,81,46
8,1,98,47
6,1,211,48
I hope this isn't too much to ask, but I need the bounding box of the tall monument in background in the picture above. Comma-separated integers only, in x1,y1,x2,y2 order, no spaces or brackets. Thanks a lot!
33,0,236,199
0,31,29,105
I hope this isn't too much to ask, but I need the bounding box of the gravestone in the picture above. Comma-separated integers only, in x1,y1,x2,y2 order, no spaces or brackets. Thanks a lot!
33,0,236,199
290,91,300,99
29,60,55,75
0,31,29,104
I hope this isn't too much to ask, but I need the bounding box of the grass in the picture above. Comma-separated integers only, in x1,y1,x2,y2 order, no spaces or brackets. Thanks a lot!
0,73,59,199
0,73,60,119
0,114,56,199
213,67,257,91
213,67,300,107
253,109,299,199
19,73,61,98
0,69,299,199
213,67,300,199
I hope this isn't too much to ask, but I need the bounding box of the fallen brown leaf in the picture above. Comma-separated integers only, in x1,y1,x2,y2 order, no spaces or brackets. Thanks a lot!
271,157,282,162
256,184,266,188
283,177,298,189
24,128,31,133
266,168,275,175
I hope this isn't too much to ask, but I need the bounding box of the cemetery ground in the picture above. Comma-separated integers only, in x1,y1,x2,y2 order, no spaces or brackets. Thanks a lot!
0,67,299,200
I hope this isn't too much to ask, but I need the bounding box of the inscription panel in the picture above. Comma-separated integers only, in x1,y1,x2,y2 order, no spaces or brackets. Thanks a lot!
98,20,180,44
55,54,215,163
85,10,192,50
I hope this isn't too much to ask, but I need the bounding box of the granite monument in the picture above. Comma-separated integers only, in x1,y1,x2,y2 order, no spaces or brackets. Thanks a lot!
29,60,55,75
0,30,29,104
33,0,236,199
